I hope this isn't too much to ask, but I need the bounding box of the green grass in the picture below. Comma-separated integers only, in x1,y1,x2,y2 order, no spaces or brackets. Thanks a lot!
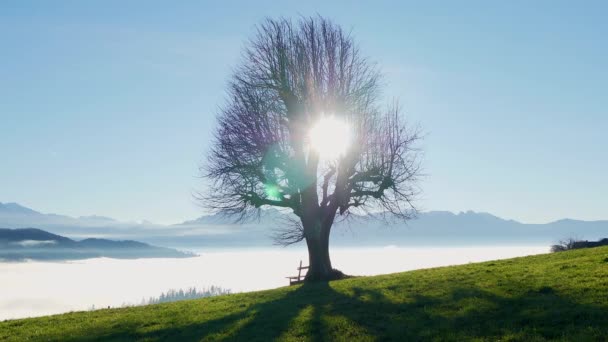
2,247,608,341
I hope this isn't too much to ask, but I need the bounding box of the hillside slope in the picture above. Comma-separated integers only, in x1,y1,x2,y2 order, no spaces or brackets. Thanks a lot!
1,247,607,341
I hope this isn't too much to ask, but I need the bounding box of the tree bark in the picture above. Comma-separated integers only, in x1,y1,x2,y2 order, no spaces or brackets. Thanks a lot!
303,218,334,281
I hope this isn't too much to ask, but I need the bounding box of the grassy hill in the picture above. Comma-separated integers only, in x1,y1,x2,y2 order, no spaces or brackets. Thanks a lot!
2,247,607,341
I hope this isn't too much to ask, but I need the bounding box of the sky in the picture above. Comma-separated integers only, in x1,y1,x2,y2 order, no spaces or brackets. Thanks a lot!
1,1,606,224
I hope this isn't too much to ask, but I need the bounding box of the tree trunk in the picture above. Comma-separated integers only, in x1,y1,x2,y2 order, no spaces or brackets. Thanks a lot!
304,219,334,281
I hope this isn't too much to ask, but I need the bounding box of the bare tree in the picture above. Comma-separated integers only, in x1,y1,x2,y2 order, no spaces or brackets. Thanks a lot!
202,16,422,281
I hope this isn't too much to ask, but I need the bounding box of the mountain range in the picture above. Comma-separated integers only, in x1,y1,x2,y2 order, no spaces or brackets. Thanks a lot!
1,202,606,248
0,227,194,261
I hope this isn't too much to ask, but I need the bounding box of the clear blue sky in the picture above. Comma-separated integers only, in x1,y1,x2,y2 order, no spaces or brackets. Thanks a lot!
1,1,606,224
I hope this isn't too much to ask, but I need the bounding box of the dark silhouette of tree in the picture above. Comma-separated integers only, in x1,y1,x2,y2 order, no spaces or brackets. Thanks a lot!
202,16,421,281
145,286,231,305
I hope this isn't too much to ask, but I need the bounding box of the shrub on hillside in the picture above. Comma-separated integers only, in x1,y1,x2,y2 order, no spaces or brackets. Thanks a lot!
551,238,608,252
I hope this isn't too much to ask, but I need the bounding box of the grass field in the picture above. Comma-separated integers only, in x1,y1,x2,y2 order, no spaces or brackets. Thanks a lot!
1,246,607,341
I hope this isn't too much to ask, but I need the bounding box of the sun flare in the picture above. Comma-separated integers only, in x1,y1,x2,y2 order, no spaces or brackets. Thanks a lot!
308,116,351,159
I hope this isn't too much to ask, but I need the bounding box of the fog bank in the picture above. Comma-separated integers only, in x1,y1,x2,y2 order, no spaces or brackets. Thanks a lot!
0,245,548,320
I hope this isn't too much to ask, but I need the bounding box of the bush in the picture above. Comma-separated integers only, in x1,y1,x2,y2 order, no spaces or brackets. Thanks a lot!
551,238,608,252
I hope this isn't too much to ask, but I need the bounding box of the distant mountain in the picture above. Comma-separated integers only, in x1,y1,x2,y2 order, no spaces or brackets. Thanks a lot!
178,207,287,226
78,215,118,223
328,211,608,246
0,202,92,228
0,228,73,245
0,202,41,215
0,228,194,261
0,202,165,237
1,202,606,248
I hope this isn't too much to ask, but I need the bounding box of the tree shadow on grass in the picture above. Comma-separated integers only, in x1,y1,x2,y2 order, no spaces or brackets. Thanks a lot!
66,281,608,341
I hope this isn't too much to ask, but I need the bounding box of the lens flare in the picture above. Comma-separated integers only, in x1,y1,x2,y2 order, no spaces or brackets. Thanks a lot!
308,116,351,159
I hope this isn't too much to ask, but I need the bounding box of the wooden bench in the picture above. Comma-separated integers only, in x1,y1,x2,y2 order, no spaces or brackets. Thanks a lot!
286,260,309,285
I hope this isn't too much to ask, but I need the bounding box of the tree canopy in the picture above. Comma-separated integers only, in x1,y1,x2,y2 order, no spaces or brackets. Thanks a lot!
202,16,421,279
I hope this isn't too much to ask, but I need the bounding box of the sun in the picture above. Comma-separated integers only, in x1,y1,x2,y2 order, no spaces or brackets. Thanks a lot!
308,116,351,159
